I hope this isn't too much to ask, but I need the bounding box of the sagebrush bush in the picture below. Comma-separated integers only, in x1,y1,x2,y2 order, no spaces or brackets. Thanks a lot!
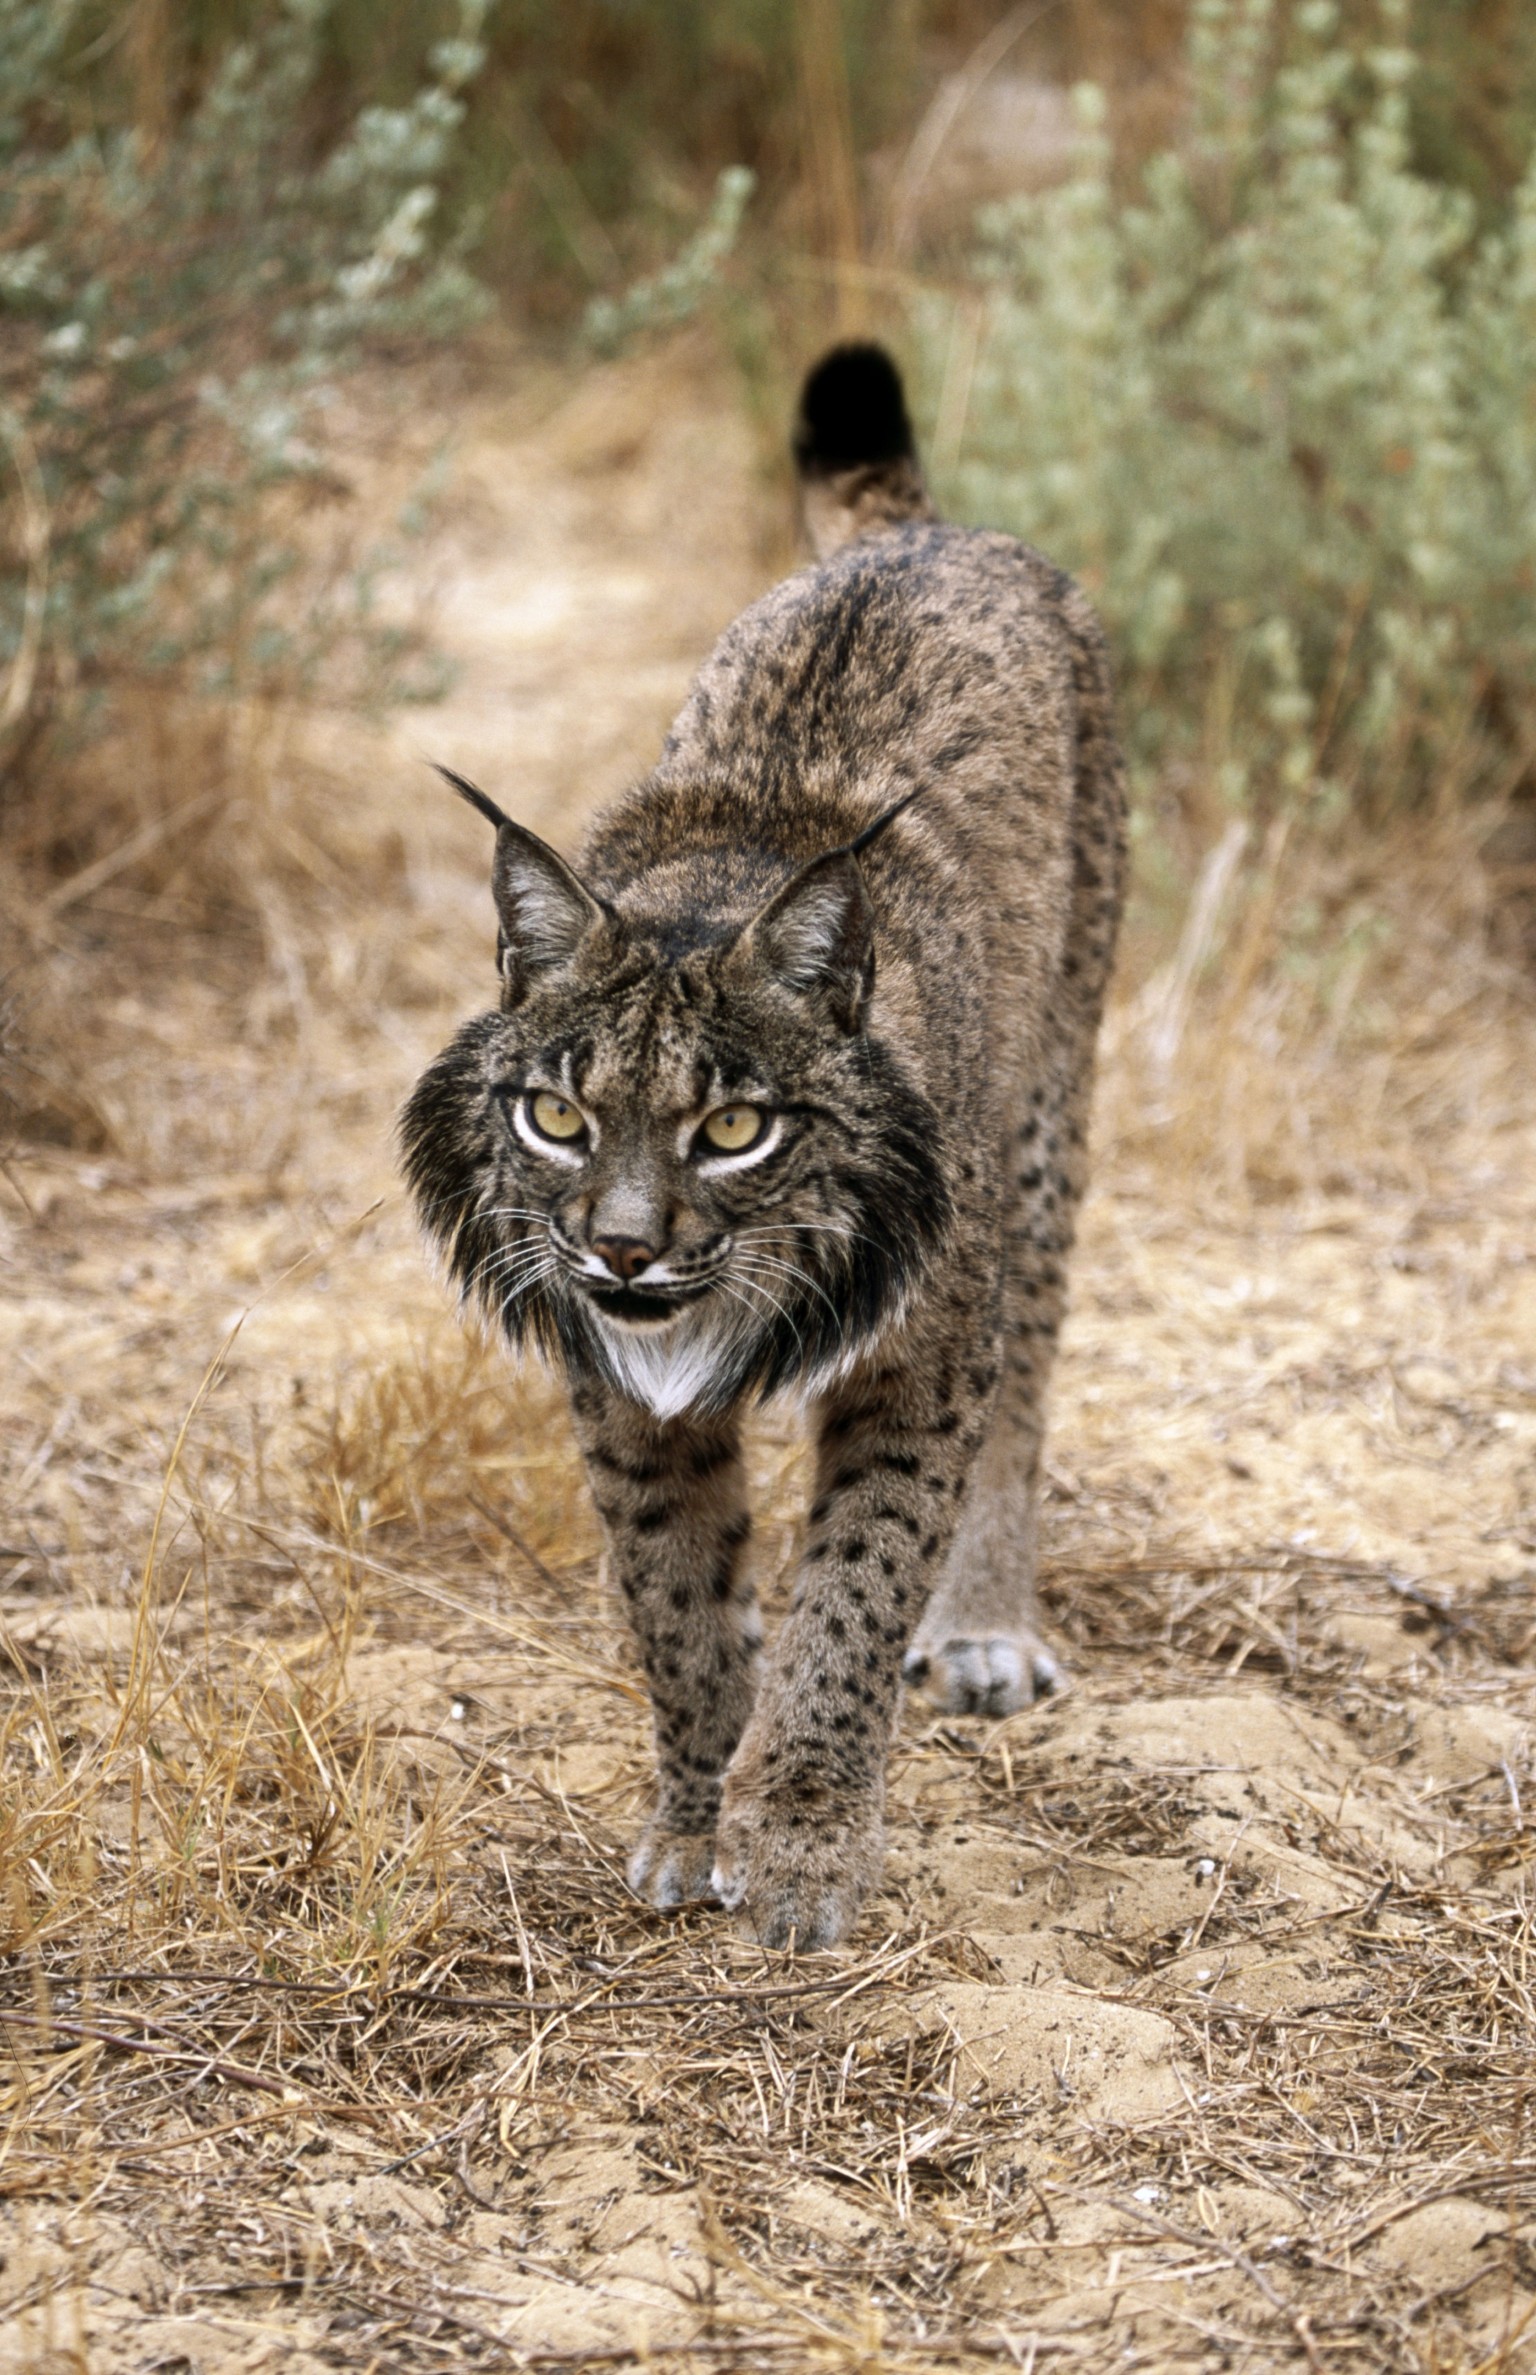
583,167,756,356
930,0,1536,820
0,0,489,823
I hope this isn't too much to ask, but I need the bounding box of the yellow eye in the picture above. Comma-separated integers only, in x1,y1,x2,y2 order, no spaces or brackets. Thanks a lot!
701,1103,765,1154
529,1091,585,1143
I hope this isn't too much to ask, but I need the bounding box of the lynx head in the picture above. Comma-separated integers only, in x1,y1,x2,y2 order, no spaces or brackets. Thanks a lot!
400,772,949,1418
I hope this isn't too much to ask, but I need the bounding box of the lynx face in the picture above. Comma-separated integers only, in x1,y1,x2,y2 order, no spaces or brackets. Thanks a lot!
401,832,948,1420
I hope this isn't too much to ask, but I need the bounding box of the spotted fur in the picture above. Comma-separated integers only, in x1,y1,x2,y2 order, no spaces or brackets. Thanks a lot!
400,343,1126,1949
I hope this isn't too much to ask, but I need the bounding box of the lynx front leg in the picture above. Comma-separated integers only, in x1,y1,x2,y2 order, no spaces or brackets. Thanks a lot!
572,1389,759,1908
713,1314,996,1948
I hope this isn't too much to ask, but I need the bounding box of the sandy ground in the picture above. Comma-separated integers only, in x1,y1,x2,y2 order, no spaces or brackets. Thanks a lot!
3,344,1535,2374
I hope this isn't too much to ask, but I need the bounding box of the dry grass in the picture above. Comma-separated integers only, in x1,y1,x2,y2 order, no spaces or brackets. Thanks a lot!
3,348,1535,2374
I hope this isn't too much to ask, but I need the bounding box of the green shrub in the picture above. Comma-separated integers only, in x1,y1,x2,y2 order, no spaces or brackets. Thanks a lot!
0,0,490,808
929,0,1536,818
140,0,927,309
582,167,756,355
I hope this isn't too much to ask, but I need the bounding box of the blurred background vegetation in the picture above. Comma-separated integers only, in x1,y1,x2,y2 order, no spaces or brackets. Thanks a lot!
53,0,1536,304
1,0,1534,972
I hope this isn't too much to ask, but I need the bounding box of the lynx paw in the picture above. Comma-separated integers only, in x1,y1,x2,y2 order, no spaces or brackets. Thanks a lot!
903,1632,1064,1718
627,1821,719,1911
711,1789,883,1951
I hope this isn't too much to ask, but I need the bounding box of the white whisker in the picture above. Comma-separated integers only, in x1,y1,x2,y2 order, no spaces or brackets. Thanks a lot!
491,1258,560,1314
735,1219,881,1259
476,1245,556,1285
730,1266,806,1366
464,1241,559,1298
462,1233,547,1279
732,1250,843,1334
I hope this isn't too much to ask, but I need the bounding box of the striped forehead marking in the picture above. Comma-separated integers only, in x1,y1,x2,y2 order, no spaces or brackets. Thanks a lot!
573,973,713,1111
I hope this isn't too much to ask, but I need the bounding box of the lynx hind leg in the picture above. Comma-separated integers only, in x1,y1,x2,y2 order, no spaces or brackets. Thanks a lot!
908,605,1126,1721
903,1435,1061,1716
904,1072,1085,1718
902,1332,1065,1717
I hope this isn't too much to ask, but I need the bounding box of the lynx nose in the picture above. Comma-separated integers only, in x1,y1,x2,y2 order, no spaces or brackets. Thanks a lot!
591,1236,657,1283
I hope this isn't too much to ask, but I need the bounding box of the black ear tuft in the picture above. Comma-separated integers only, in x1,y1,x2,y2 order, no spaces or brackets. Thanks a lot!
434,763,513,834
740,848,876,1032
850,784,926,854
436,764,608,1005
793,343,916,477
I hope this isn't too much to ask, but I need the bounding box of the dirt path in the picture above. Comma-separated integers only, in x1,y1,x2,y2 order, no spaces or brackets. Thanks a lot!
3,350,1534,2375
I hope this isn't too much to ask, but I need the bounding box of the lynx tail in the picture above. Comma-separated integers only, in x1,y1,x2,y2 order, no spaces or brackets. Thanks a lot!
792,343,936,562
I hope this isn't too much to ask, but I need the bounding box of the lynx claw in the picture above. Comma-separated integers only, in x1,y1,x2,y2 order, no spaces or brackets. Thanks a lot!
903,1632,1065,1718
627,1822,719,1911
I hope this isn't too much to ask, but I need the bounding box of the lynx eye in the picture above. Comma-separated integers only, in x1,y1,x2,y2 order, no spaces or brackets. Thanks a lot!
527,1091,586,1144
700,1103,765,1155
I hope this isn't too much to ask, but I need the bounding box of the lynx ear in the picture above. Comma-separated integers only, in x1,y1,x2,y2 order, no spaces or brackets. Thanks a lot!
740,847,875,1031
436,766,607,1005
491,820,609,1003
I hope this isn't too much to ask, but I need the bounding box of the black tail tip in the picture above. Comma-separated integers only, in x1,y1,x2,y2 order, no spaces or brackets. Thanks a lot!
793,342,915,476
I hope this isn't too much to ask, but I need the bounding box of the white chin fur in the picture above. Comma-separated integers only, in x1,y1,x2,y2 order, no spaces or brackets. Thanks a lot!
592,1301,733,1421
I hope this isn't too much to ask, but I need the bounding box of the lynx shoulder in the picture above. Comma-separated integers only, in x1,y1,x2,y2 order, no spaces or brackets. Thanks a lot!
401,342,1127,1948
